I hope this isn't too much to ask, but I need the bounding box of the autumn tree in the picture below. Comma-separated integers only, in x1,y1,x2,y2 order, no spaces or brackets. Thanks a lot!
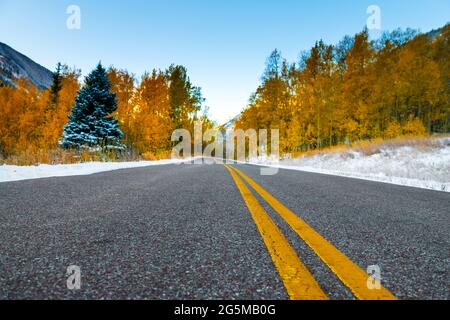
107,67,135,146
40,64,80,152
129,70,173,155
237,24,449,155
166,64,203,130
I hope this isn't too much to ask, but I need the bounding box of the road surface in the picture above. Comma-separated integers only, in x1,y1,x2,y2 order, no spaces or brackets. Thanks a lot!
0,162,448,299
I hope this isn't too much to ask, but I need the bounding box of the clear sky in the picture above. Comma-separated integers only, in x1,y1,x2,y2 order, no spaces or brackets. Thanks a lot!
0,0,448,123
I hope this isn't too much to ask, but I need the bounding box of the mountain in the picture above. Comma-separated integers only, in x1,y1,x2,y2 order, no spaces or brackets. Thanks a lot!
0,42,53,89
219,115,240,131
426,24,448,40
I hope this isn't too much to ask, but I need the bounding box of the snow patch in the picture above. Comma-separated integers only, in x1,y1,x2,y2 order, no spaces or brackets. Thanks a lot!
247,137,450,192
0,158,193,183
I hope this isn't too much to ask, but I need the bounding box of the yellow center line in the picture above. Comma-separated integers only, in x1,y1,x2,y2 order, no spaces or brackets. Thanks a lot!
224,165,328,300
228,165,397,300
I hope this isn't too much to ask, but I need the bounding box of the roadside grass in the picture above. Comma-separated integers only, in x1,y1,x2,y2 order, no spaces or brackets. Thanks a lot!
2,134,449,166
0,148,141,166
0,147,176,166
289,134,450,159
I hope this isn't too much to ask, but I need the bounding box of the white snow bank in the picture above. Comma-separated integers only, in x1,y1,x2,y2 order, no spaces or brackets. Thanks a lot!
0,158,194,183
248,137,450,192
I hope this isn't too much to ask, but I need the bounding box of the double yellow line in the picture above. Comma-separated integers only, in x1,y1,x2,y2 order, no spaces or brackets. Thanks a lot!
224,164,397,300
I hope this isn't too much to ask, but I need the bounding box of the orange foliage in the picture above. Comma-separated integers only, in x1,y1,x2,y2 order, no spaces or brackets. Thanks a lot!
237,25,449,154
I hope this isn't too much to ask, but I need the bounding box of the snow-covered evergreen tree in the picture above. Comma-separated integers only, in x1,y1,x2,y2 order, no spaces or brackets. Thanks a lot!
60,63,124,150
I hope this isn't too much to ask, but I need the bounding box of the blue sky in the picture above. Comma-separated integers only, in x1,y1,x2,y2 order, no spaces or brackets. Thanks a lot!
0,0,448,123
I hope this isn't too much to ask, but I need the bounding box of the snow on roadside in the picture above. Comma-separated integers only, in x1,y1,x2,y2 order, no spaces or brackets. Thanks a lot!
1,138,449,192
0,158,193,183
248,137,450,192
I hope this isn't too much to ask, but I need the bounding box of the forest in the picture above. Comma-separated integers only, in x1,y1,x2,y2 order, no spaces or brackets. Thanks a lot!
236,25,449,154
0,62,213,164
0,24,448,164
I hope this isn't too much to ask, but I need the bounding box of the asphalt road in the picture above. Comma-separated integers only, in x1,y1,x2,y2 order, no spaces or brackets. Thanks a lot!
0,162,448,299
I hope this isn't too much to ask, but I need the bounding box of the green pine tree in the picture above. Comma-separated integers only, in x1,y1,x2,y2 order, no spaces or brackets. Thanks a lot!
60,63,124,150
49,63,63,108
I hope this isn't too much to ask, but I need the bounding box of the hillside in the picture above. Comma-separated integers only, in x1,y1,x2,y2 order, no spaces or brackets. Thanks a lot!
0,42,52,89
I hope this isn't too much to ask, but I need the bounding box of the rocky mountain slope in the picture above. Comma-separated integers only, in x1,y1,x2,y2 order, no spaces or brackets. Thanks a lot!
0,42,52,89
